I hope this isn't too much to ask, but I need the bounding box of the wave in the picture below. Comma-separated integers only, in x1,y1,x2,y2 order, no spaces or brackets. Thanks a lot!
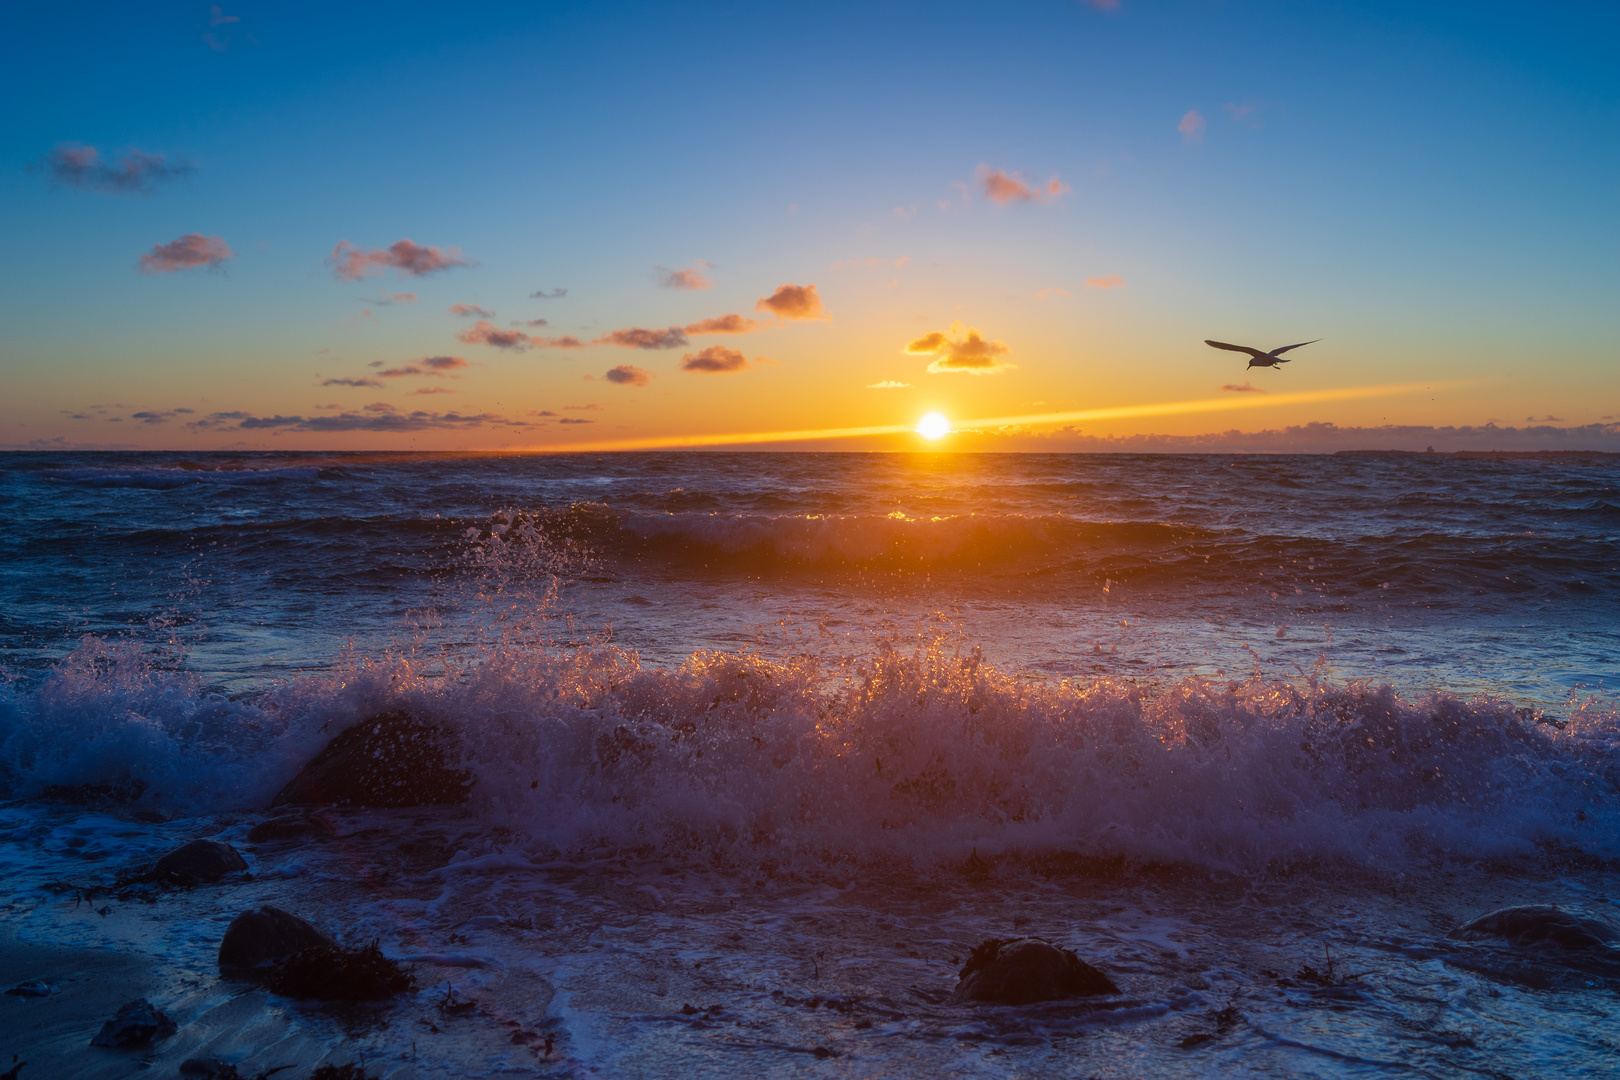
40,464,329,488
4,633,1615,875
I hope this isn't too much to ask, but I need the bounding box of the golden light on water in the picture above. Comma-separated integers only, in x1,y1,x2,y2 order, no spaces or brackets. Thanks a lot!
915,412,951,440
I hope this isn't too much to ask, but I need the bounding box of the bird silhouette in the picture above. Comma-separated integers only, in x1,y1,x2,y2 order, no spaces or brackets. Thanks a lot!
1205,338,1320,369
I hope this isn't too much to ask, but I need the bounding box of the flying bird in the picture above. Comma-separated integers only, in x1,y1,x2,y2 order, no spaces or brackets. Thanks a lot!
1205,338,1320,368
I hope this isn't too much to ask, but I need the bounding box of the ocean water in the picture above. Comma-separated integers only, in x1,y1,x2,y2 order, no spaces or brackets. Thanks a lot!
1,450,1617,1077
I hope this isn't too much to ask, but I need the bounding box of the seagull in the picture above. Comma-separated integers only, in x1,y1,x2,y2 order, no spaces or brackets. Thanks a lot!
1205,338,1320,369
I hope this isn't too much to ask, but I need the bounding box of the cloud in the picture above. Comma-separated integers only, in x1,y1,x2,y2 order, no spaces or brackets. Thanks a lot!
209,5,241,26
684,314,760,335
867,380,911,389
755,283,825,320
530,288,567,299
35,144,194,194
1084,274,1125,290
1178,110,1207,144
457,320,534,350
413,386,454,395
527,410,557,417
321,377,385,388
680,346,753,374
331,239,470,281
1035,287,1071,299
598,326,689,350
655,262,714,290
374,291,416,305
905,322,1014,375
950,421,1620,454
558,417,594,425
225,410,522,432
138,233,233,274
129,408,195,424
378,355,470,378
1079,0,1120,8
604,364,653,387
516,318,549,327
564,404,602,411
1221,382,1265,393
448,302,494,318
977,166,1070,205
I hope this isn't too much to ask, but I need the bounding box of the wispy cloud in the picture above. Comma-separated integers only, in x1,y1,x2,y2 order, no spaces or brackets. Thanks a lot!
321,377,385,388
331,239,470,281
558,417,595,425
1079,0,1120,10
755,283,825,320
1084,274,1125,290
604,364,653,387
220,410,525,432
866,380,911,389
203,5,243,50
412,386,454,395
1034,287,1071,299
978,166,1069,205
1178,110,1207,144
129,408,195,424
374,291,417,305
378,355,470,378
680,346,755,374
598,326,689,350
654,262,714,290
209,5,241,26
684,314,760,335
530,288,567,299
138,233,233,274
448,302,493,318
905,322,1014,375
1221,382,1265,393
457,320,532,350
515,318,549,327
35,144,194,194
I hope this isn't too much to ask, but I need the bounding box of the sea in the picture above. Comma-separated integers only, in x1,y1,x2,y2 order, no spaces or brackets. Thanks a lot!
1,449,1617,1077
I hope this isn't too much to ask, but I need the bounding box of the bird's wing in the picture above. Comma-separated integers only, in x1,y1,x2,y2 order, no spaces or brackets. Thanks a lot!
1205,340,1268,360
1267,339,1320,357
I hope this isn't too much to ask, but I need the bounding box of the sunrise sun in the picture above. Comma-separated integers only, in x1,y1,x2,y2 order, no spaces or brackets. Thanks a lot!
916,412,950,440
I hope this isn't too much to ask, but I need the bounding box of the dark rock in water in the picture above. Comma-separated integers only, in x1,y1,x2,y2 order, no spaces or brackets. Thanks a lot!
89,998,177,1048
5,980,51,997
949,937,1118,1005
262,940,416,1001
152,839,248,883
219,906,336,972
247,811,337,843
269,711,471,809
1450,906,1618,950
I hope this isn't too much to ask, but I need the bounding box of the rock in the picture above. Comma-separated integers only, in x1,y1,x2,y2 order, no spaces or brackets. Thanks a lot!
270,711,472,809
89,998,177,1048
247,812,337,843
218,906,336,972
949,937,1118,1005
262,940,416,1001
4,980,51,997
1450,906,1618,950
152,839,248,883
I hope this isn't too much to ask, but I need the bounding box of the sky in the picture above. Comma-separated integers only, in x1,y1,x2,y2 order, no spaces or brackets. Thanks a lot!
2,0,1617,452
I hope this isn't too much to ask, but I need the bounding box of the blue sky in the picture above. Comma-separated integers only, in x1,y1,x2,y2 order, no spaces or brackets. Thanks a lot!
2,0,1616,450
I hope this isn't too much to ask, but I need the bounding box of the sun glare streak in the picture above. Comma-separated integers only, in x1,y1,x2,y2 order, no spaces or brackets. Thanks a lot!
916,412,950,439
518,381,1460,452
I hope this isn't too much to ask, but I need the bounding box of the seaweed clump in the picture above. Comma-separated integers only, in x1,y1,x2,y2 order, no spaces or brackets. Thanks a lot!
262,941,415,1002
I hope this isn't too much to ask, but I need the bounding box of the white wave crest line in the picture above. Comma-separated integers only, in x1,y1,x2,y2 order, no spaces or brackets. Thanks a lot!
518,381,1457,452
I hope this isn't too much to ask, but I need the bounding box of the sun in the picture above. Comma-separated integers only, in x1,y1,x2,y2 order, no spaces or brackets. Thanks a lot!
916,412,950,440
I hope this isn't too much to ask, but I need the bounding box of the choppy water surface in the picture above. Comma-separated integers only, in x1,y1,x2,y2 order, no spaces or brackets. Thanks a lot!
0,450,1616,1077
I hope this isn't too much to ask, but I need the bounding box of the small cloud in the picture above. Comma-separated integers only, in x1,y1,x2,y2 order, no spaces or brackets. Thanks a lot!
1034,287,1071,299
598,326,689,350
866,380,911,389
1223,102,1263,128
1084,274,1125,290
412,386,454,395
138,233,232,274
448,302,494,318
655,262,714,290
755,283,825,320
209,5,241,26
684,314,760,335
331,238,470,281
564,404,602,411
559,417,594,425
680,345,753,374
1178,110,1207,144
604,364,653,387
378,355,470,378
530,288,567,299
527,409,557,417
321,377,385,388
374,291,416,305
457,320,533,350
905,322,1014,375
1222,382,1265,394
1526,415,1564,422
515,318,549,327
129,408,194,424
1079,0,1119,9
35,144,194,194
363,402,396,413
977,165,1069,205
